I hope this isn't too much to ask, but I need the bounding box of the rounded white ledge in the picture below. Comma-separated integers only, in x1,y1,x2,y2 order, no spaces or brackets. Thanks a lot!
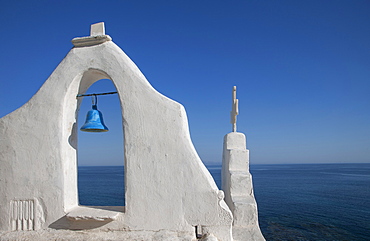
71,35,112,47
66,206,124,221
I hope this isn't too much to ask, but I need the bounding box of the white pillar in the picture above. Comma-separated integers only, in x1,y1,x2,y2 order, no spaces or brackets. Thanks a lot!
222,132,265,241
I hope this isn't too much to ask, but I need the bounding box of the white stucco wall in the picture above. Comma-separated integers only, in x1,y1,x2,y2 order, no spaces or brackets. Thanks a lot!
0,26,232,240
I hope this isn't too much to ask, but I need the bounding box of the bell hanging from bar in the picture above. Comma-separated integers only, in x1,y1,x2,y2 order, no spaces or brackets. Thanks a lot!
80,95,109,132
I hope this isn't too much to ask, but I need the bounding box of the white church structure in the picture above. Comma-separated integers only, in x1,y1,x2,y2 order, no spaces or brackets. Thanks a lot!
0,23,264,241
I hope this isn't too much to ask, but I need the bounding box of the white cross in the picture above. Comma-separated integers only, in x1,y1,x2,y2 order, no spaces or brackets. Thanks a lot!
230,86,239,132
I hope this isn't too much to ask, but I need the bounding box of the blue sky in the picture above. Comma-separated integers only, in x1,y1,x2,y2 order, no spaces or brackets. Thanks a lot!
0,1,369,165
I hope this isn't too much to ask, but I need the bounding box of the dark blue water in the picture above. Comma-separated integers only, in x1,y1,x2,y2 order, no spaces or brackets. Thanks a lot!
78,166,125,206
78,163,370,240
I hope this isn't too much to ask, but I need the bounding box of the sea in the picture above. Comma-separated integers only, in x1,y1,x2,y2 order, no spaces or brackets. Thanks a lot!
78,163,370,241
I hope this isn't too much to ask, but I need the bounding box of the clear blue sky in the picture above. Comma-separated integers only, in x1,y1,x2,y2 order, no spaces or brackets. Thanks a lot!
0,0,369,165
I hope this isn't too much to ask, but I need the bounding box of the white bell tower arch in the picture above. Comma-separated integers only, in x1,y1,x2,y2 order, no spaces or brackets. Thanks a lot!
0,23,234,240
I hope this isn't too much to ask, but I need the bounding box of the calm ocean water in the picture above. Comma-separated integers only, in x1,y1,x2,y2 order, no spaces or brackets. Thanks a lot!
78,163,370,240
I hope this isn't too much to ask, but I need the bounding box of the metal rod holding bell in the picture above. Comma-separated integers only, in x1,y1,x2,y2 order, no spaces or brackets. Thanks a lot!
76,91,117,98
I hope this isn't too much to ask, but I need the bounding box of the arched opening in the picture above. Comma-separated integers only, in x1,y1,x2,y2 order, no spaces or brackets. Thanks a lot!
77,79,125,206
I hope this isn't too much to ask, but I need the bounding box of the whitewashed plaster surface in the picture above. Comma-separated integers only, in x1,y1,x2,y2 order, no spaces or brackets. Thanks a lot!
222,132,265,241
0,23,233,240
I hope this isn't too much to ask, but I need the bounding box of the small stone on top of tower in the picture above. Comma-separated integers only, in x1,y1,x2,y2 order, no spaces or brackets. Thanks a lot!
90,22,105,36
